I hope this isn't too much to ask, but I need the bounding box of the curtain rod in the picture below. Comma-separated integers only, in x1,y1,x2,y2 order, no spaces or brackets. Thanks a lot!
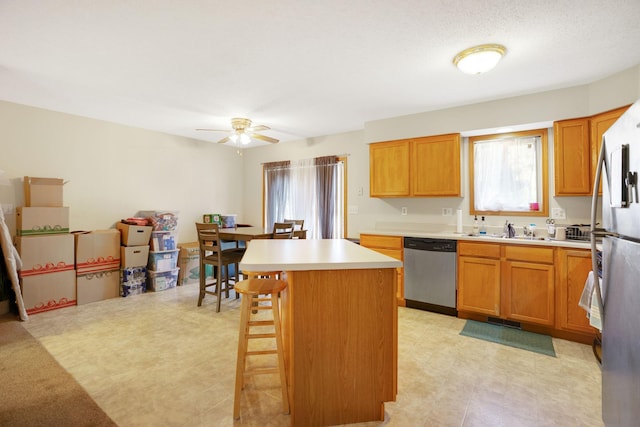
260,153,350,165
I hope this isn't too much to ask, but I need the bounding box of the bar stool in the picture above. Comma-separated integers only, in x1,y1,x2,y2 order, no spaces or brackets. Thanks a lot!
233,277,290,419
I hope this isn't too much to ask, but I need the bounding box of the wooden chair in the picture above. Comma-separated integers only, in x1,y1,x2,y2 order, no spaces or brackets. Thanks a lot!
195,222,246,312
272,222,295,239
283,219,304,231
233,278,290,419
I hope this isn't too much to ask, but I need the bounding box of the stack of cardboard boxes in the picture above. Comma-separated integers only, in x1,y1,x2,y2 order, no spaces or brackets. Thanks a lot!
16,177,75,314
74,229,121,305
116,222,152,297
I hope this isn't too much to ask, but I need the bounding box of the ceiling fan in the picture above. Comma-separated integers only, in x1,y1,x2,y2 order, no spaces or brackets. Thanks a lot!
196,117,279,145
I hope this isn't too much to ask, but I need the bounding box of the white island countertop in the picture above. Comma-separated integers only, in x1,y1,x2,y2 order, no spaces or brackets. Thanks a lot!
239,238,403,272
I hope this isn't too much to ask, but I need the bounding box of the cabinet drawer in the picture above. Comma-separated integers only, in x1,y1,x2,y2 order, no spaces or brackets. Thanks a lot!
504,245,554,264
360,234,403,250
458,241,500,258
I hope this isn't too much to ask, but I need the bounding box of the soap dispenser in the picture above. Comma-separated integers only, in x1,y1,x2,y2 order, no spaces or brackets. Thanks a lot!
472,215,479,235
480,216,487,235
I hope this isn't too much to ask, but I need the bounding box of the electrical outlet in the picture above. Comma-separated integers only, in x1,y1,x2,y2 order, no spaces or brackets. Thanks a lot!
551,208,566,219
401,207,408,216
348,205,358,214
442,208,452,216
357,187,363,196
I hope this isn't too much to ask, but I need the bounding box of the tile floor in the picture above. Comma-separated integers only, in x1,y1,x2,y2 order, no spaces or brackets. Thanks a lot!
21,283,604,427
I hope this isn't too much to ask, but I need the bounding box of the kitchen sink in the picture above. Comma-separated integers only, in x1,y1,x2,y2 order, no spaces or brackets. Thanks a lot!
466,233,546,241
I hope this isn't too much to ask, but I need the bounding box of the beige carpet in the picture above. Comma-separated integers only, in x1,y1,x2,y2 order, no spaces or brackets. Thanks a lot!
0,315,117,426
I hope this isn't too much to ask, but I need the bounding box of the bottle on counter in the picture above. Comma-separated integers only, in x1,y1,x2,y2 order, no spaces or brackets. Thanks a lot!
472,215,479,235
480,216,487,235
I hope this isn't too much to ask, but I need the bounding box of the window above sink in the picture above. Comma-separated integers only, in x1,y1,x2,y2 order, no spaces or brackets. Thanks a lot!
469,128,549,217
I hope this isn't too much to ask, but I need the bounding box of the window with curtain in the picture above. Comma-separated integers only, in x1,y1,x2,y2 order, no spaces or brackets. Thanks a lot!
263,156,345,239
470,128,548,216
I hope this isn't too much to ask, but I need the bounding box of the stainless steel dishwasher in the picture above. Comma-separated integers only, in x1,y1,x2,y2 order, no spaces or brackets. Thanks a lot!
403,237,457,316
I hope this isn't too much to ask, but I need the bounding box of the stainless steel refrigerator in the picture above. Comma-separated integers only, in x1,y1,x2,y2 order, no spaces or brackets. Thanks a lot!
591,99,640,426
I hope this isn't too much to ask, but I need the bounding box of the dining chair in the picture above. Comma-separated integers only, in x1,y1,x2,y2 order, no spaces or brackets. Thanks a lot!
283,219,304,231
195,222,246,312
272,222,295,239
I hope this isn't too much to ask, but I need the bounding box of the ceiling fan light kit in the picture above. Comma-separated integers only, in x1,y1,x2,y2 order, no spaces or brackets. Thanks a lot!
196,117,279,145
453,44,506,75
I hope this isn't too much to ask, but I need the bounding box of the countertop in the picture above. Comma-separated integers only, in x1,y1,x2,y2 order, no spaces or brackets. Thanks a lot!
239,239,403,272
361,229,594,250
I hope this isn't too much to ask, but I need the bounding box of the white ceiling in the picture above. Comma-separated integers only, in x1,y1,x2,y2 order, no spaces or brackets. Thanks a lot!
1,1,640,148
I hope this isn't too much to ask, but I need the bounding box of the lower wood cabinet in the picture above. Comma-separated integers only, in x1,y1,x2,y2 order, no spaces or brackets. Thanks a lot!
555,247,597,335
457,241,597,343
360,234,405,306
457,242,501,316
502,245,555,326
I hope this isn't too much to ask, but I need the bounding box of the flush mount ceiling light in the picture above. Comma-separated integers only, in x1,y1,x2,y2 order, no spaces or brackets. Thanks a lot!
453,44,507,75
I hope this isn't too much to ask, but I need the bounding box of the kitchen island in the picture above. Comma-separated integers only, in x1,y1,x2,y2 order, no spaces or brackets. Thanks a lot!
239,239,402,427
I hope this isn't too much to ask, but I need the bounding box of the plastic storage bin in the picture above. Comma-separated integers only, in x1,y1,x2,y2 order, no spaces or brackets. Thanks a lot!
147,268,179,292
147,249,179,271
150,231,177,251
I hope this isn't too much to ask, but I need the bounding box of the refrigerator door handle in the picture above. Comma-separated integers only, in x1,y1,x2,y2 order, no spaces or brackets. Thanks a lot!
590,136,606,322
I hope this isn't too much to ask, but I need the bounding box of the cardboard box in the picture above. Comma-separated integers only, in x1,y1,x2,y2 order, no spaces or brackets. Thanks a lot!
76,269,119,305
116,222,152,246
16,234,75,278
120,245,150,268
16,207,70,236
74,230,121,274
23,176,65,207
178,242,201,285
21,269,77,315
203,214,221,225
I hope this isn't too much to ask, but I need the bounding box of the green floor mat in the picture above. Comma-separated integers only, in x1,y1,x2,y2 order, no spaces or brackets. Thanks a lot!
460,320,556,357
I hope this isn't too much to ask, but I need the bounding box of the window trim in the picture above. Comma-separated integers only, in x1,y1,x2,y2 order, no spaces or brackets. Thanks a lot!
469,128,549,217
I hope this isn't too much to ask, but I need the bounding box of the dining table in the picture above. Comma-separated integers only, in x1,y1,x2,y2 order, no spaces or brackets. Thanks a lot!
217,226,307,242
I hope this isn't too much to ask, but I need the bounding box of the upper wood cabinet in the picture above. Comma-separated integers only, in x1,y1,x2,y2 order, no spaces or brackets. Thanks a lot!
590,106,629,195
553,105,629,196
411,134,461,197
554,118,591,196
369,140,410,197
369,133,461,197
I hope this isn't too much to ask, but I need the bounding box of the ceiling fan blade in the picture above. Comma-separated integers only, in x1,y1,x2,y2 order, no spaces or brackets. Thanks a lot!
247,125,270,132
196,128,230,132
217,136,231,144
250,133,279,144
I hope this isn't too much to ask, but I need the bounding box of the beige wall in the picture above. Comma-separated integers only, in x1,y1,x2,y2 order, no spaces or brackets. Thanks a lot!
244,65,640,238
0,101,243,243
2,65,639,241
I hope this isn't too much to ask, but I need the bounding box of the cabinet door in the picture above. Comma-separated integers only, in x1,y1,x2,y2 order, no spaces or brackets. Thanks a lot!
590,105,629,195
503,261,555,326
369,140,410,197
555,248,595,334
360,234,405,306
554,118,591,195
411,134,461,196
457,256,501,316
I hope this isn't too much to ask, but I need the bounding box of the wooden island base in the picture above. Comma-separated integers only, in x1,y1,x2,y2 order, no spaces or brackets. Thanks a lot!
280,268,397,426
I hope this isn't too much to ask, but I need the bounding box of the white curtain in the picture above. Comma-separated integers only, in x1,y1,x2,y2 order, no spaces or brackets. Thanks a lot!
264,157,344,239
474,136,539,211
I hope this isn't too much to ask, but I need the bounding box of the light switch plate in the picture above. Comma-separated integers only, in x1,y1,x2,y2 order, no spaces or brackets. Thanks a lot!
348,205,358,214
551,208,566,219
442,208,452,216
